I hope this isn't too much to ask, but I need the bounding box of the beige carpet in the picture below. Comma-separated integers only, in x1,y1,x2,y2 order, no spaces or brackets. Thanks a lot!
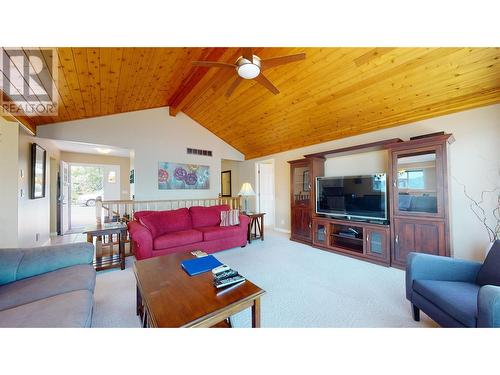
92,230,437,328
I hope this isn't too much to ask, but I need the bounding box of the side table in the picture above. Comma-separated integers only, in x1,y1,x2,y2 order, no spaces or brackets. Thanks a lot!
83,222,128,271
244,212,265,243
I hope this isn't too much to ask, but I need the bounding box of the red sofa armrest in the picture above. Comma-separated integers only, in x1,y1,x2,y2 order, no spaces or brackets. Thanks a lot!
239,214,250,228
128,221,153,260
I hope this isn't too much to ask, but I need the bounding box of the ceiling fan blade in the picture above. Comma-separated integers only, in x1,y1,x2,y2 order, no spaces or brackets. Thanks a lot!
225,77,243,97
261,53,306,70
192,61,236,69
254,73,280,95
241,48,253,62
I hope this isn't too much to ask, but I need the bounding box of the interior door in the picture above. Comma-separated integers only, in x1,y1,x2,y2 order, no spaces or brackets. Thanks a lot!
257,162,275,227
59,161,70,234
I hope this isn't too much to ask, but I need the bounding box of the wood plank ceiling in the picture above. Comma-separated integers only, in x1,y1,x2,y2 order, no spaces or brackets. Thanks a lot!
1,47,499,159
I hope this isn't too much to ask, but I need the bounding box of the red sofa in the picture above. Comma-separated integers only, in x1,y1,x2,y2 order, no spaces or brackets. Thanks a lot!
127,205,249,260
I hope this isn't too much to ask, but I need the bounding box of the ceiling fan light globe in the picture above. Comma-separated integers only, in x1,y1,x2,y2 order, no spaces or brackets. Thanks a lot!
237,63,260,79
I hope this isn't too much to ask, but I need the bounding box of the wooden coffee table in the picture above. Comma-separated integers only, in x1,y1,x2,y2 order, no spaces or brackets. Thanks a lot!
134,252,266,328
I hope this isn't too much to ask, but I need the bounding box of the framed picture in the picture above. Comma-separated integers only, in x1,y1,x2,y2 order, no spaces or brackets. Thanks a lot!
221,170,232,197
158,162,210,190
30,143,47,199
303,170,310,192
129,169,135,184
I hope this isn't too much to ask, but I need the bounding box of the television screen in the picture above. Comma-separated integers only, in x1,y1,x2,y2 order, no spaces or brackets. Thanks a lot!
316,174,387,220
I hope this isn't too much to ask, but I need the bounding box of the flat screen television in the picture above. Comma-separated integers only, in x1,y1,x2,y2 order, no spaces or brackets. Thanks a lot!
316,174,387,221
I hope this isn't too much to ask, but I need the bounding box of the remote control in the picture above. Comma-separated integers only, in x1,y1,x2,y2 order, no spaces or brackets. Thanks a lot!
214,275,246,289
212,264,230,275
214,269,239,281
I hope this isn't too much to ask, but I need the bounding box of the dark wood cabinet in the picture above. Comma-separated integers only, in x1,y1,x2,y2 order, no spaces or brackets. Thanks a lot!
389,134,453,268
292,207,312,242
289,157,324,244
365,227,390,263
392,218,445,267
312,219,329,247
311,217,391,266
288,134,453,269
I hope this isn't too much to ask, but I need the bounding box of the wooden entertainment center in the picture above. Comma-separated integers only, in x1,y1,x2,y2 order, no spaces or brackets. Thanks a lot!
289,133,454,268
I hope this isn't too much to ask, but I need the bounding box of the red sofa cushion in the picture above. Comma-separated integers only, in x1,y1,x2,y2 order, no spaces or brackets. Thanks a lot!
189,205,230,228
139,208,192,238
134,210,155,221
197,225,242,241
154,229,203,250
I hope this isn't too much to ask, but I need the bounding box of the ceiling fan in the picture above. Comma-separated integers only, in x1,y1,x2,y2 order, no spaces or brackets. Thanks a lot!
192,48,306,97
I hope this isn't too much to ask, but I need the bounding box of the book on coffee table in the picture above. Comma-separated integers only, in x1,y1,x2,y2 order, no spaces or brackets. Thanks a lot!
181,255,222,276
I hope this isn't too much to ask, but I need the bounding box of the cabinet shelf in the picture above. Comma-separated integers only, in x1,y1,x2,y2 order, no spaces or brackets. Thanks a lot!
312,217,390,266
331,233,363,241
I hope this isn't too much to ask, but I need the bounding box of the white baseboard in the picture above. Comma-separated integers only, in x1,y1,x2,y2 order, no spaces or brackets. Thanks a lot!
274,227,291,234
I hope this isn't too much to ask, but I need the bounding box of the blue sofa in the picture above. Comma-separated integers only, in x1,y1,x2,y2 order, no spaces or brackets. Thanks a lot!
0,242,96,327
406,240,500,327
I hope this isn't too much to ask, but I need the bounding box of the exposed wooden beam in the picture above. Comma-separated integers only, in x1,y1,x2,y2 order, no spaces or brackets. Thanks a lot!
168,48,228,117
0,90,37,133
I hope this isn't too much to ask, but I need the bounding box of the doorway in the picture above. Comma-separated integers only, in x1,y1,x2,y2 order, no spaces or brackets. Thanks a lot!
70,165,104,232
64,163,121,233
255,160,275,228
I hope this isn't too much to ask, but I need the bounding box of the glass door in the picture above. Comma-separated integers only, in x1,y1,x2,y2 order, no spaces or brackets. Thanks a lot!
365,228,388,260
392,146,444,218
292,163,311,208
312,220,328,247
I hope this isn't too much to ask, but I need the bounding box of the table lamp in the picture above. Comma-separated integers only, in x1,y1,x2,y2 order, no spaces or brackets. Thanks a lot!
238,182,255,213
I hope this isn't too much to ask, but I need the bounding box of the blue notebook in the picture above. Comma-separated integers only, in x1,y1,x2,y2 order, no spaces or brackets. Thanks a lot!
181,255,223,276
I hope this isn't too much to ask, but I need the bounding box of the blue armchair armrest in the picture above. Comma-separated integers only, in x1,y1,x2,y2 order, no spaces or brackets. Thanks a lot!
0,242,94,285
478,285,500,328
406,252,482,300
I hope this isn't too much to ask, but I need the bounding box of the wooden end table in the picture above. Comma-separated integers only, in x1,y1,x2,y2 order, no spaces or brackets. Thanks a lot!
245,212,265,243
134,252,265,328
83,222,128,271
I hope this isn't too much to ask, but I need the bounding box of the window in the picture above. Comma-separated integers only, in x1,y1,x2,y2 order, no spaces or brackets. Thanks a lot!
398,169,424,189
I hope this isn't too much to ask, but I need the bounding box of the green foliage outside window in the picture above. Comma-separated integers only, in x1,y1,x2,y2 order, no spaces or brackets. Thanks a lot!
70,166,104,203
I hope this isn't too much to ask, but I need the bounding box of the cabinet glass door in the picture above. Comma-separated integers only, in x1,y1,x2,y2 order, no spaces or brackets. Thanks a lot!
394,149,443,217
367,231,383,255
292,165,311,207
313,221,328,246
365,228,387,260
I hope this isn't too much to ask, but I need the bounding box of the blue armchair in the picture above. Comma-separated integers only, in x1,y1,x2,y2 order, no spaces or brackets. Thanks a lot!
406,240,500,328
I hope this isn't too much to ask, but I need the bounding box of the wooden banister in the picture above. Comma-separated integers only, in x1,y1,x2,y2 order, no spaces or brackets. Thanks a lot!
97,197,242,224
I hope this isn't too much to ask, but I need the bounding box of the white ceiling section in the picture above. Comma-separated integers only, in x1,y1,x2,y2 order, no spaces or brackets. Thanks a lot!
47,139,131,158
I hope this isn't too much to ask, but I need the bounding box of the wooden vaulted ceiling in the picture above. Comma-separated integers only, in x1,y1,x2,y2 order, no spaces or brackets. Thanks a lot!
1,47,499,159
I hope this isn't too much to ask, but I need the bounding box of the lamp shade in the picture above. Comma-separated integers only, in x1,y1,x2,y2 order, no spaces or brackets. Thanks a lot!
238,182,255,196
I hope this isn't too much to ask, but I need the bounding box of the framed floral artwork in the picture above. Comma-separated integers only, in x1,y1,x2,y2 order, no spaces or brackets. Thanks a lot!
158,162,210,190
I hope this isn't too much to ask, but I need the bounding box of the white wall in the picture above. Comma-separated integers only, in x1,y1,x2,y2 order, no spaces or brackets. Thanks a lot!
221,159,241,197
17,128,60,247
0,117,20,247
232,104,500,261
38,108,244,200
